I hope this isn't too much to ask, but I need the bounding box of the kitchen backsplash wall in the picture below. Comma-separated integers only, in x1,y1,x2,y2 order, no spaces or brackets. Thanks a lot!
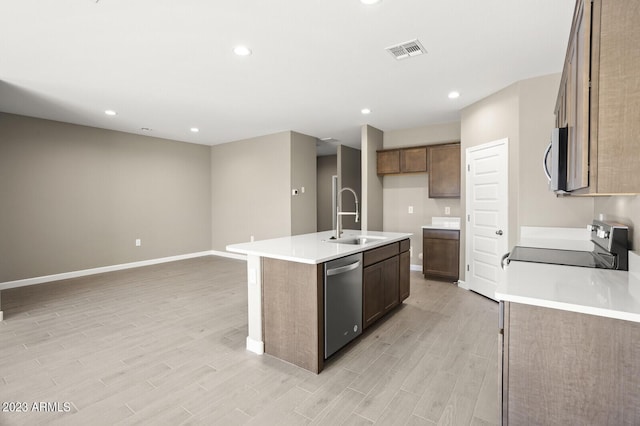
594,196,640,253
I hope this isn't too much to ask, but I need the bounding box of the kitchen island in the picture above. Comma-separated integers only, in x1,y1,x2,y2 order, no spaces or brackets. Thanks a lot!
496,228,640,424
227,230,412,373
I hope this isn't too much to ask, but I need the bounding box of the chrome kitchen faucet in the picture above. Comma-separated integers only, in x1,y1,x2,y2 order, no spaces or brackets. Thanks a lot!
333,187,359,239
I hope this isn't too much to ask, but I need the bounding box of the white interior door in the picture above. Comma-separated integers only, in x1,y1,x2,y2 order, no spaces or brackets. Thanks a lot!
465,139,508,301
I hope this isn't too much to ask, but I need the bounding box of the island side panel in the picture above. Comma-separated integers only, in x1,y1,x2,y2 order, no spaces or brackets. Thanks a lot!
262,258,324,373
505,302,640,425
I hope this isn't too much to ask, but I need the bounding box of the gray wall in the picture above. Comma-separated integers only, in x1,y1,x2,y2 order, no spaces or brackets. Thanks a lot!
361,125,384,231
211,131,291,251
338,145,362,231
383,122,461,266
0,113,212,282
211,130,317,251
317,155,337,232
291,132,318,235
460,73,594,281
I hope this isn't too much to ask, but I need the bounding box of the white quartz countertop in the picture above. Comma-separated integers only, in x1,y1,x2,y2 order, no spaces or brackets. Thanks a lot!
422,216,461,230
496,227,640,323
226,230,412,265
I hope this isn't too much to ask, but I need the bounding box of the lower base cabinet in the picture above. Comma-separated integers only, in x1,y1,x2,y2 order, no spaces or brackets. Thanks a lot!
423,229,459,281
363,239,410,330
500,301,640,425
363,256,398,328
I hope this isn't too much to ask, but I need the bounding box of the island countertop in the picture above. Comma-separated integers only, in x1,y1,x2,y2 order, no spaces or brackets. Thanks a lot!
226,230,412,264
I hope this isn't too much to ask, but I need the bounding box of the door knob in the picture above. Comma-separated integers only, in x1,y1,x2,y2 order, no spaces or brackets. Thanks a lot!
496,230,503,236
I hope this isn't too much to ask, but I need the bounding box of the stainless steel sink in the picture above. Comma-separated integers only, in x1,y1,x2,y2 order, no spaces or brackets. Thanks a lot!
323,235,387,245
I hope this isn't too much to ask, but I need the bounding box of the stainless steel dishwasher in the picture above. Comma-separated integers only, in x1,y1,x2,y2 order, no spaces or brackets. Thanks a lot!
324,252,363,359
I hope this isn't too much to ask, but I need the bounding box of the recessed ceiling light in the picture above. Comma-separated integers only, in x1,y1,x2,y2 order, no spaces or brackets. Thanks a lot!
361,108,371,115
140,127,152,132
448,91,460,99
190,127,199,133
233,46,252,56
104,110,117,116
360,0,381,4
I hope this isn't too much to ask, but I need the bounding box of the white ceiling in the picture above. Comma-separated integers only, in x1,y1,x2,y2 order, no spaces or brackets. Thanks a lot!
0,0,575,154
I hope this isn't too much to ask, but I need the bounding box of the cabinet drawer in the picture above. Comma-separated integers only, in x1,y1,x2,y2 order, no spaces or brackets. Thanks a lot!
400,239,410,253
423,229,459,240
364,242,399,267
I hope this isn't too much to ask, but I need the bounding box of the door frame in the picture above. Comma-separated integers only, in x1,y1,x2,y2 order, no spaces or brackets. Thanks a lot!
464,138,509,301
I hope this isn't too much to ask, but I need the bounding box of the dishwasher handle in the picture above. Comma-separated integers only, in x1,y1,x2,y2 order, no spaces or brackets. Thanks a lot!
326,261,361,276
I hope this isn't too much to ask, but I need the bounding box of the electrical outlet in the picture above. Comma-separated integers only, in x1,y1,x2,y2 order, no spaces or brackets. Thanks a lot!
135,239,141,247
292,189,298,196
301,186,305,193
445,206,451,215
408,206,414,214
250,235,254,242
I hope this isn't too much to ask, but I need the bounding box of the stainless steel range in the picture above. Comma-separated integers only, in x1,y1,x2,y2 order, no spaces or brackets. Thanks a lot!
505,220,629,271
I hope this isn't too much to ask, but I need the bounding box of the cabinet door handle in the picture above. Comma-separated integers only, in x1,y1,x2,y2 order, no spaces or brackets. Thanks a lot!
496,230,503,236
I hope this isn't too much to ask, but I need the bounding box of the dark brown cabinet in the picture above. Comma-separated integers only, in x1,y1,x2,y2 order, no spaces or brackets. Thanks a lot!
423,228,459,281
362,239,410,330
376,149,400,175
399,250,410,301
400,147,427,173
555,0,640,194
558,0,590,191
500,301,640,425
377,146,427,175
427,143,460,198
363,261,386,328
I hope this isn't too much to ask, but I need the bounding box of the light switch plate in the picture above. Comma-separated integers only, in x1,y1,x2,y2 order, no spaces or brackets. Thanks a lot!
408,206,414,214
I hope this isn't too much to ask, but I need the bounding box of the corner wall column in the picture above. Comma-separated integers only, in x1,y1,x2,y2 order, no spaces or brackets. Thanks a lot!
245,255,264,354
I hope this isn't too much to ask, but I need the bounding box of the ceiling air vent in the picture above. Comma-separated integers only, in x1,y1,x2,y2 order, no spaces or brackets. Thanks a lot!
385,39,426,60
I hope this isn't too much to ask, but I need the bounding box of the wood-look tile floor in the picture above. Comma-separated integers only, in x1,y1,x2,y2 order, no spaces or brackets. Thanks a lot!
0,256,499,426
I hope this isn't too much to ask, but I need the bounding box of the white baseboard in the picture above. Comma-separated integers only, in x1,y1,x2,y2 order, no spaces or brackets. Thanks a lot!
0,250,216,291
212,250,247,261
410,264,422,272
457,280,469,290
246,336,264,355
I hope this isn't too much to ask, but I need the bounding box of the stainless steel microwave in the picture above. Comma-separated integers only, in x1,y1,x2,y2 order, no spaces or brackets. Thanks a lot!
543,127,568,192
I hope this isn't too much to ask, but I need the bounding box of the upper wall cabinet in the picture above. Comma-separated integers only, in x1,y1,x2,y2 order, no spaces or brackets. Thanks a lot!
428,143,460,198
555,0,640,195
377,149,401,174
377,146,427,175
401,147,427,173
